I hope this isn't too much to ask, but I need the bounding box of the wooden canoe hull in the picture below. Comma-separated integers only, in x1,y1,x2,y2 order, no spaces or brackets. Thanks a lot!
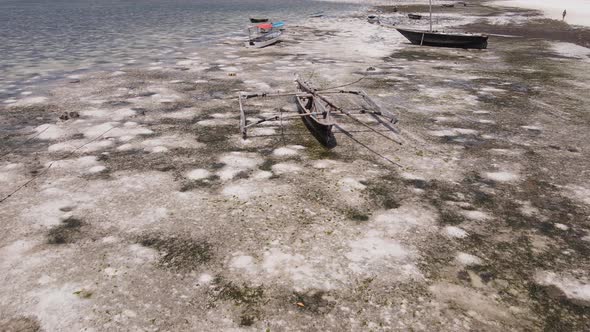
295,96,337,149
396,28,488,49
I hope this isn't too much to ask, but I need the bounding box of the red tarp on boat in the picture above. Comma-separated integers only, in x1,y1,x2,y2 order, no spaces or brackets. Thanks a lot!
257,23,273,29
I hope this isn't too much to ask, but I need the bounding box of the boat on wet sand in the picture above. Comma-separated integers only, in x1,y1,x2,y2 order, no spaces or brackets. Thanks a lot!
249,17,268,23
367,15,380,24
245,23,282,48
408,13,423,20
238,78,401,149
295,91,337,148
396,0,488,49
396,28,488,49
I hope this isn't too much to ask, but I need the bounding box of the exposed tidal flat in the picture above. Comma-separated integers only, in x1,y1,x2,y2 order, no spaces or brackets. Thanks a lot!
1,0,590,331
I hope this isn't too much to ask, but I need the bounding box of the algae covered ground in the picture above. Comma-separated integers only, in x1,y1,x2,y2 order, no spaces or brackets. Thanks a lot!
1,1,589,331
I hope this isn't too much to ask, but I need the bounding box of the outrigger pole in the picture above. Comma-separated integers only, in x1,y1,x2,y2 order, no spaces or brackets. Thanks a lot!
238,79,402,146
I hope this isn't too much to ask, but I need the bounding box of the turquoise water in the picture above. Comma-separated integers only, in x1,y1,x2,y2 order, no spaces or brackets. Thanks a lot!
0,0,358,96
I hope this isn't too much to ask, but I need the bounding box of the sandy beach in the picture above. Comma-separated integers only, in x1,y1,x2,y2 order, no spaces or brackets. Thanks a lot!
1,0,590,331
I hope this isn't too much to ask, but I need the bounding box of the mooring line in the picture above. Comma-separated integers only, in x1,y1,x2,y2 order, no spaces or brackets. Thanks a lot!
0,127,115,204
0,126,49,159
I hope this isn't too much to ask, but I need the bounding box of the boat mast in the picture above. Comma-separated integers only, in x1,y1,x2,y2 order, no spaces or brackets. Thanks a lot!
429,0,433,32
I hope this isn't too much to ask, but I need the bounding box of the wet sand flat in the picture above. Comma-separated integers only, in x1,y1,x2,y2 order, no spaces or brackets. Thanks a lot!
1,1,590,331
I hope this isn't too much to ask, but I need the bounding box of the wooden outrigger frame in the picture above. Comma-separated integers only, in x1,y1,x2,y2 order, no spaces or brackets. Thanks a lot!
238,78,402,147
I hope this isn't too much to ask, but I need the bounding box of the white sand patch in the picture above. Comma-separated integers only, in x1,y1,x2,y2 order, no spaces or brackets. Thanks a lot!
0,163,27,185
491,0,590,27
456,252,483,266
552,42,590,60
338,177,366,192
242,79,272,91
210,113,236,119
483,171,520,183
312,159,341,169
521,125,543,132
199,273,214,284
0,240,38,269
518,200,540,216
10,96,48,106
554,223,569,231
346,203,437,279
127,244,159,264
271,162,302,174
249,127,276,136
222,181,261,201
429,128,478,137
535,271,590,303
48,139,114,153
398,153,462,182
117,143,135,151
444,226,469,239
161,108,199,119
273,146,303,157
400,172,425,181
135,135,203,152
88,165,107,174
346,231,412,266
20,199,78,227
186,168,211,180
565,185,590,205
252,170,273,180
197,119,235,126
80,108,136,121
481,86,506,93
229,254,258,274
478,119,496,124
35,124,66,140
47,156,102,174
146,146,168,153
217,152,263,181
461,210,492,221
262,247,331,290
29,284,92,331
430,282,513,322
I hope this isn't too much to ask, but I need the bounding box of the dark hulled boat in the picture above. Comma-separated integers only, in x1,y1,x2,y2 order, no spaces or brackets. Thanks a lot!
295,95,337,149
396,28,488,49
396,0,488,50
249,17,269,23
408,13,422,20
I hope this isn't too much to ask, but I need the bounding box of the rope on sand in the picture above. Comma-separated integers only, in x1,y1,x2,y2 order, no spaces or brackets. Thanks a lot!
0,126,115,204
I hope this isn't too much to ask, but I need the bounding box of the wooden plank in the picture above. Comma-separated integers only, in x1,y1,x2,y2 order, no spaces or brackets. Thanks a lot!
244,112,322,129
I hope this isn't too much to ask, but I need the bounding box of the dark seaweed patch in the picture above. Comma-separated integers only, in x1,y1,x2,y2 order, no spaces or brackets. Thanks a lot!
208,277,265,326
47,217,86,244
139,235,212,271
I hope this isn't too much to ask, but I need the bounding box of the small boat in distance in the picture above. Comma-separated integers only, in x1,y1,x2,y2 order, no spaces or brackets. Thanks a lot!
408,14,422,20
310,11,325,18
397,0,488,49
367,15,380,24
245,23,282,48
250,17,269,23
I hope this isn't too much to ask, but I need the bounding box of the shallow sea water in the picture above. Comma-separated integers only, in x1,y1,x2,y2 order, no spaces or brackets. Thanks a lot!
0,0,358,96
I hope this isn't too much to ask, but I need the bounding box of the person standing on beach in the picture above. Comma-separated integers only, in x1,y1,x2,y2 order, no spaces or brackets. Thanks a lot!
562,9,567,21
